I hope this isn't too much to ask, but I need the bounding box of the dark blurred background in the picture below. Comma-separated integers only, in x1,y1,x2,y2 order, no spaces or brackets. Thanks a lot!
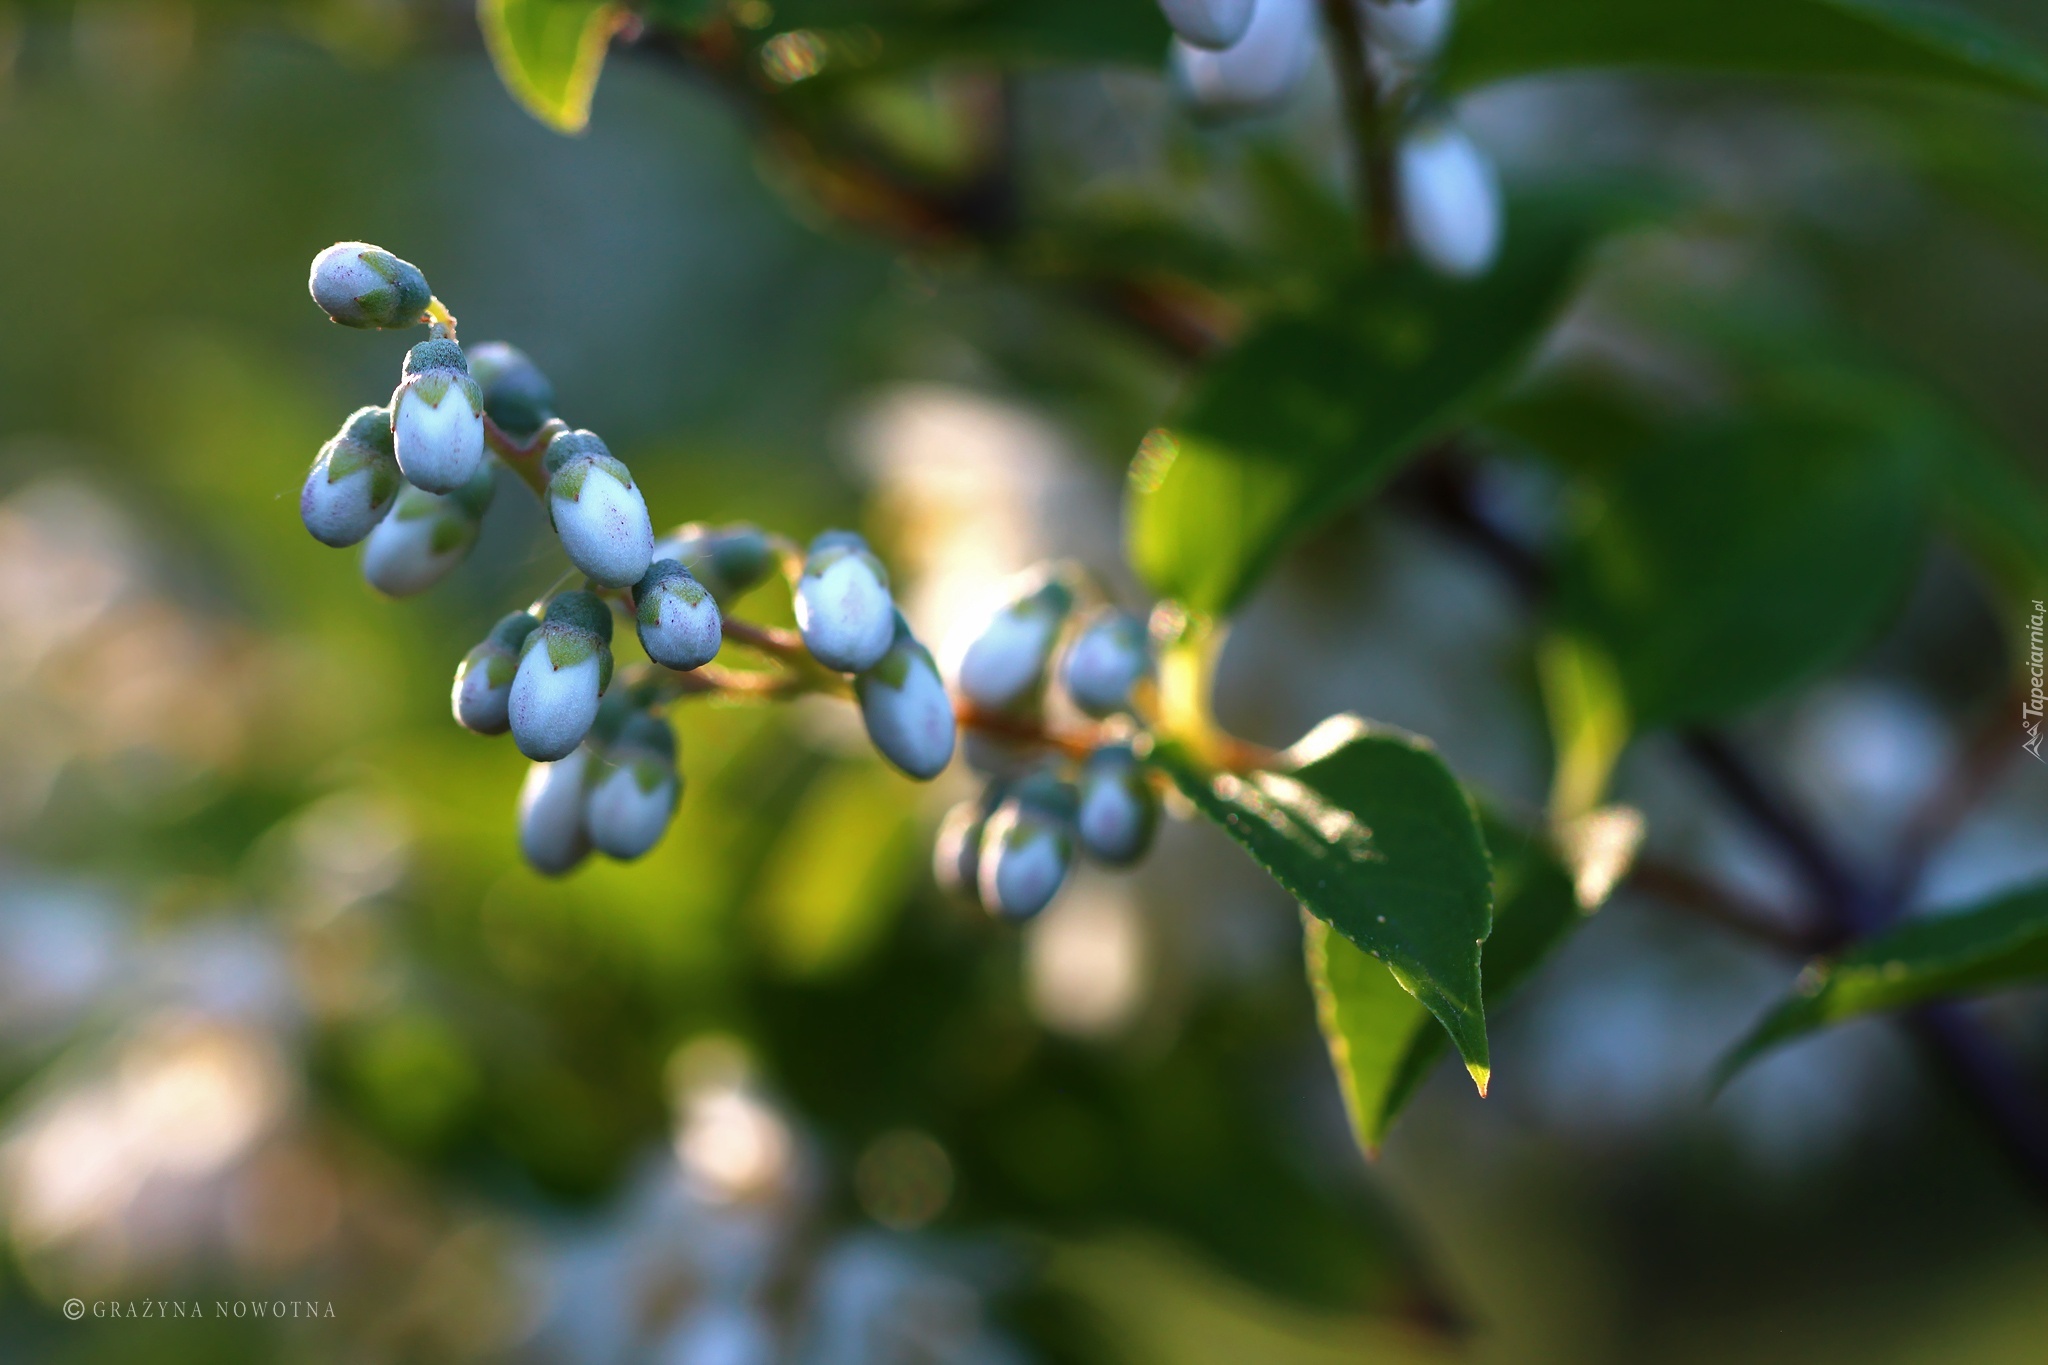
0,0,2046,1361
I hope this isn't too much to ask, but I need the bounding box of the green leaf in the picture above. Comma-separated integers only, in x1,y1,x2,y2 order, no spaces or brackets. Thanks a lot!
1442,0,2048,106
1553,399,1930,727
1308,812,1582,1156
1719,883,2048,1084
1934,422,2048,616
1126,194,1611,617
479,0,626,134
770,0,1172,70
1154,716,1495,1090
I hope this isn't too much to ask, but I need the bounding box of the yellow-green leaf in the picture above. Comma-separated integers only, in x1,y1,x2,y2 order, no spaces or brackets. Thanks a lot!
1309,814,1582,1156
479,0,626,134
1154,716,1496,1091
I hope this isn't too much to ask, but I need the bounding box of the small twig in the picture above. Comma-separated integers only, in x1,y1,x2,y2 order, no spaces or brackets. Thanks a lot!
1317,0,1402,257
1909,1004,2048,1205
1676,731,1879,945
484,415,563,501
630,22,1236,363
719,618,806,661
952,703,1109,762
1626,856,1827,956
1393,448,1551,601
1882,687,2024,911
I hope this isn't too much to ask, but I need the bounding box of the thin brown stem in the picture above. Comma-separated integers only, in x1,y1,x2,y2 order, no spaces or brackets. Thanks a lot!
1883,686,2025,910
484,414,564,501
1627,856,1827,956
719,617,806,660
1318,0,1402,257
953,703,1109,762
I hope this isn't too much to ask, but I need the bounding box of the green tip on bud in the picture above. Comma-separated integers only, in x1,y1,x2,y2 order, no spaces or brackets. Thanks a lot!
489,610,541,651
705,524,775,593
585,689,639,749
543,428,611,475
309,242,432,329
545,589,614,643
806,528,872,564
467,341,557,437
402,338,469,379
615,712,677,763
338,404,395,454
445,462,498,519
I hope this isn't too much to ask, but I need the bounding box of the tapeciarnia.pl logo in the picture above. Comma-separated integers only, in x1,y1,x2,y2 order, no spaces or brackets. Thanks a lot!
2025,599,2045,762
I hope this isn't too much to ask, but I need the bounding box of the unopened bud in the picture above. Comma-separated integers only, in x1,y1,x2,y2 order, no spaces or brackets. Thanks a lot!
1398,123,1503,279
1075,744,1159,866
855,613,957,780
952,571,1072,713
1159,0,1253,49
508,591,614,761
977,778,1077,921
467,341,556,438
453,610,540,734
391,339,487,494
517,748,592,877
795,530,895,673
301,406,399,548
1060,609,1150,718
634,560,723,671
1173,0,1314,113
544,429,655,589
308,241,431,330
359,464,495,597
584,712,680,860
654,522,779,607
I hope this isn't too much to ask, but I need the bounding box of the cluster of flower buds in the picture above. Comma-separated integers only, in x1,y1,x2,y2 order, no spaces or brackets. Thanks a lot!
932,566,1165,921
300,241,967,879
517,690,684,874
1160,0,1502,277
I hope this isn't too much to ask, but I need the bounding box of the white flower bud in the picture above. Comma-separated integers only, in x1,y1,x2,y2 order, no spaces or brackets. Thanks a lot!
1159,0,1254,50
795,531,895,673
302,406,399,548
584,714,680,860
977,785,1075,921
453,610,540,734
951,573,1072,713
855,614,957,781
1399,123,1503,279
634,559,723,671
1361,0,1452,65
1060,609,1150,718
544,429,654,589
1173,0,1315,114
359,465,495,598
508,592,614,761
518,747,592,877
1076,745,1159,867
391,339,487,494
308,241,431,330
